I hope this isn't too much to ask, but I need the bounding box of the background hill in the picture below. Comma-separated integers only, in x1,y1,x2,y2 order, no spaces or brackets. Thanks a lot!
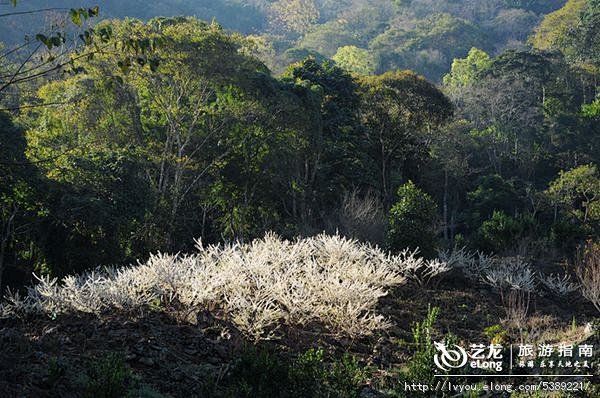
1,0,567,80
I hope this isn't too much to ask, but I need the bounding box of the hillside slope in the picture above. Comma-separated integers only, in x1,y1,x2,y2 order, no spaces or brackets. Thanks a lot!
0,0,567,80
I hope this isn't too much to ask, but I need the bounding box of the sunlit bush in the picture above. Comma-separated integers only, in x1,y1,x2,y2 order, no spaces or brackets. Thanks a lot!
539,273,579,296
1,233,414,340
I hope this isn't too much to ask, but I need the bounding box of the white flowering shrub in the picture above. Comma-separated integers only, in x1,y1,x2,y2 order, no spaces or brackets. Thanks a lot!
482,256,537,325
437,246,494,283
483,257,536,293
539,273,579,296
395,248,453,288
0,233,414,340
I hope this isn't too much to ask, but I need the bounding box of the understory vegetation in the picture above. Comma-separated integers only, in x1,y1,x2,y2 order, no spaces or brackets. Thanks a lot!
1,14,598,288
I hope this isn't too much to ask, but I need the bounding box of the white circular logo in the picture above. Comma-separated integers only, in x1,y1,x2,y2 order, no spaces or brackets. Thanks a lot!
434,342,468,371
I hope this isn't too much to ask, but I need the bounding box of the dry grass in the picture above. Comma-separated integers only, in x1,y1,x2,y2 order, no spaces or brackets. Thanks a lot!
514,314,594,348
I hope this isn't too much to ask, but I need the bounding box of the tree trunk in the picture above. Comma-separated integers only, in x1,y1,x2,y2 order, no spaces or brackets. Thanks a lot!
443,169,449,242
0,204,17,290
0,240,6,292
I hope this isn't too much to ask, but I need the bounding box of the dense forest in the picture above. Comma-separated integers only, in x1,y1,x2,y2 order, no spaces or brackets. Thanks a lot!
0,0,569,80
1,0,598,285
0,1,599,397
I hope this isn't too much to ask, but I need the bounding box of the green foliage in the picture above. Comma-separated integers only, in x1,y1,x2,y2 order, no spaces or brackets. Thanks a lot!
42,354,165,398
358,71,453,202
392,304,463,398
299,21,362,57
0,1,266,45
1,5,598,281
549,220,591,254
582,98,600,117
287,348,327,396
488,8,540,43
21,17,284,263
371,13,491,81
69,7,100,27
547,164,600,236
279,47,327,68
548,165,600,217
1,0,578,83
227,346,289,397
281,57,367,229
502,0,565,15
328,353,366,398
0,112,42,285
2,17,454,278
575,0,600,66
224,346,367,397
407,305,440,383
332,46,377,75
467,175,520,226
483,324,509,345
269,0,320,36
82,353,132,398
530,0,587,54
386,181,438,257
476,211,535,253
443,47,492,88
532,0,600,67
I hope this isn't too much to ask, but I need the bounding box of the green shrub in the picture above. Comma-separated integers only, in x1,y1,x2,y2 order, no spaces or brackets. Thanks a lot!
328,353,367,398
226,347,289,398
550,220,590,254
288,348,327,397
476,211,534,253
82,353,132,398
394,306,461,397
406,305,440,383
466,174,519,227
386,181,438,257
483,324,509,345
224,346,367,397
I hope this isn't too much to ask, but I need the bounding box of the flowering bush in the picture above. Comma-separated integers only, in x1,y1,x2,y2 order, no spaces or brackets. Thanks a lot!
483,257,537,293
437,246,494,283
539,273,579,296
1,233,413,340
481,256,536,326
400,248,452,288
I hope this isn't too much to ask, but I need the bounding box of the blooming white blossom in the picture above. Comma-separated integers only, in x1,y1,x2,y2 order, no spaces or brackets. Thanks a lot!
438,246,494,282
540,273,579,296
483,257,536,293
0,233,416,340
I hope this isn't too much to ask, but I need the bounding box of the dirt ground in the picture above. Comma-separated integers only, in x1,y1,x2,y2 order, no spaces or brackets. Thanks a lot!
0,278,597,397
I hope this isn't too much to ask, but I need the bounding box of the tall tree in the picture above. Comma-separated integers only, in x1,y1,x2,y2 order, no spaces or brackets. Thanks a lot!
358,70,453,204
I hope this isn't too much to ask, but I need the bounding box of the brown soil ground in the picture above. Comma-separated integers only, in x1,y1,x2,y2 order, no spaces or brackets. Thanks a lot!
0,277,597,397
